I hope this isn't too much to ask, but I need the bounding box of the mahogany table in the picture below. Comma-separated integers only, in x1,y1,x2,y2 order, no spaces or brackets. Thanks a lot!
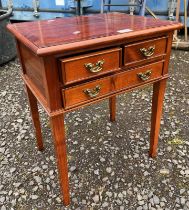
7,13,182,206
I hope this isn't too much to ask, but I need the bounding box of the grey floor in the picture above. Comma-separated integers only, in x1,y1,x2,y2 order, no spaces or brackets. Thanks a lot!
0,50,189,210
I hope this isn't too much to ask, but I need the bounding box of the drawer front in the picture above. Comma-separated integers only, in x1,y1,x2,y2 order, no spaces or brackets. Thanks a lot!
63,77,114,109
60,48,121,85
124,37,167,67
115,61,164,91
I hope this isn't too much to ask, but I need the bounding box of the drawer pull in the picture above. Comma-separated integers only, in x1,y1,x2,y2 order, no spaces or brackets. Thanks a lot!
84,60,105,73
140,45,155,57
137,70,152,81
83,85,101,98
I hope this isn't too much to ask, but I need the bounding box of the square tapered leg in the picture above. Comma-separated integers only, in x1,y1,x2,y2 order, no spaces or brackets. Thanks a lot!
50,114,70,206
109,96,116,122
150,79,167,158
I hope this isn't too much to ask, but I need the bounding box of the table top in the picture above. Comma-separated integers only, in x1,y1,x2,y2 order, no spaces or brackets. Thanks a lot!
7,13,182,56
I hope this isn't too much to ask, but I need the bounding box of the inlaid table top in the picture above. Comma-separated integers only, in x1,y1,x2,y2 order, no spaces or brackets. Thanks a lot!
7,13,182,56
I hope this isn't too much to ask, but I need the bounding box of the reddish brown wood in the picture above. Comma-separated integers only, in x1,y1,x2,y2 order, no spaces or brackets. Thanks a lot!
124,36,167,68
7,14,179,48
22,75,50,114
162,32,174,75
60,48,121,85
149,79,167,157
63,61,165,109
26,85,44,151
60,75,169,114
43,56,63,111
63,76,114,109
109,96,116,122
7,12,183,206
19,43,47,97
7,13,183,56
50,114,70,206
115,61,164,91
15,40,26,74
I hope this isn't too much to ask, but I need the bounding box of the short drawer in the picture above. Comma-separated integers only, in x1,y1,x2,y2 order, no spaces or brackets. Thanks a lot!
124,37,167,67
115,61,164,91
63,77,114,109
60,48,121,85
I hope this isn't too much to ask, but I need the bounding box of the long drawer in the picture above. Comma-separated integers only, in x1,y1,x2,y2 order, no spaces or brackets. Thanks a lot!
124,37,167,67
60,48,121,85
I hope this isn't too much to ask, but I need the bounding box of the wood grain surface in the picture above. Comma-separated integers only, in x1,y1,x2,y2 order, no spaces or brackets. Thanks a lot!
7,13,183,56
60,48,121,85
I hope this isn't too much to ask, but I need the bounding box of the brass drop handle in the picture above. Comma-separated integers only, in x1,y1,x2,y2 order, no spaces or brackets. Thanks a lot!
84,60,105,73
140,45,155,57
137,70,152,81
83,85,101,98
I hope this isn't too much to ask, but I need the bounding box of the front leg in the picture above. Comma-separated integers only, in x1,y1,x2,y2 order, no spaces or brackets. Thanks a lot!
150,79,167,158
50,114,70,206
109,96,116,122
